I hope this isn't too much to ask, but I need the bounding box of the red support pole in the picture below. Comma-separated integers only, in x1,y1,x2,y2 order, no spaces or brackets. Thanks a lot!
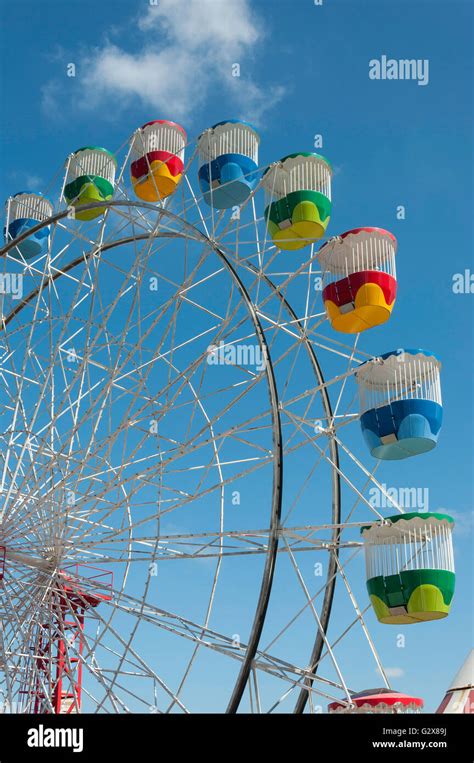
28,565,112,713
32,601,85,714
52,603,85,714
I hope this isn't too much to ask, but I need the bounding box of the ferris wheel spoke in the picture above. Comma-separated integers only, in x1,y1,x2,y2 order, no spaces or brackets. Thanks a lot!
333,434,404,514
277,538,352,704
0,572,60,711
62,593,191,714
4,233,274,486
67,449,274,551
3,204,286,716
3,388,324,560
332,553,390,688
94,589,349,705
326,334,360,423
262,544,363,658
0,251,219,520
52,406,362,556
0,258,105,510
68,531,361,564
281,408,386,519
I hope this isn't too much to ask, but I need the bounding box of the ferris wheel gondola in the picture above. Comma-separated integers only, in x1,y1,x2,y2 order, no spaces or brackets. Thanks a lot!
361,512,455,624
64,147,117,221
4,192,53,260
318,227,397,334
356,349,443,460
130,120,187,201
197,120,260,209
262,152,332,251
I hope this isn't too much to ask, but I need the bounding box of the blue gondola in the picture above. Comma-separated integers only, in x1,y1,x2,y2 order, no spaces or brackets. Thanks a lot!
197,120,260,209
356,349,443,460
5,192,53,260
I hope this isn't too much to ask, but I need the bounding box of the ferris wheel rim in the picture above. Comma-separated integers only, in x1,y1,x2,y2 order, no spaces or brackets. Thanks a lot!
242,262,342,714
1,201,286,713
1,189,381,713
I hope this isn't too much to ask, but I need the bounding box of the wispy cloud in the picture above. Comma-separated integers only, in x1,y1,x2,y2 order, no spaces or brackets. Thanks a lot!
8,170,43,192
437,508,473,538
42,0,285,126
382,667,405,679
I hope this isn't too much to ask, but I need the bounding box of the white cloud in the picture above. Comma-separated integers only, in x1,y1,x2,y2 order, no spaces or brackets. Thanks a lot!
437,508,473,537
138,0,260,53
43,0,284,126
382,667,405,679
8,170,43,191
79,47,196,118
225,77,286,127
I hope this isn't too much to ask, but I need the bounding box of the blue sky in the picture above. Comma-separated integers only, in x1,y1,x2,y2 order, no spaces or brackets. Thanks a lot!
0,0,472,712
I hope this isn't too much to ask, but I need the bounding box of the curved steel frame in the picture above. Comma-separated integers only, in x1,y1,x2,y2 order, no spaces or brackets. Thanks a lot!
245,264,341,714
1,200,283,714
1,200,342,713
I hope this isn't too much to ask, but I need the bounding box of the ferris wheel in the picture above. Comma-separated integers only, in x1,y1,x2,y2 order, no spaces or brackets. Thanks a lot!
0,119,454,714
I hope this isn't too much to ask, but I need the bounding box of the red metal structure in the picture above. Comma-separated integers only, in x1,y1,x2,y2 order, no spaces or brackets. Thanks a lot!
31,564,113,713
